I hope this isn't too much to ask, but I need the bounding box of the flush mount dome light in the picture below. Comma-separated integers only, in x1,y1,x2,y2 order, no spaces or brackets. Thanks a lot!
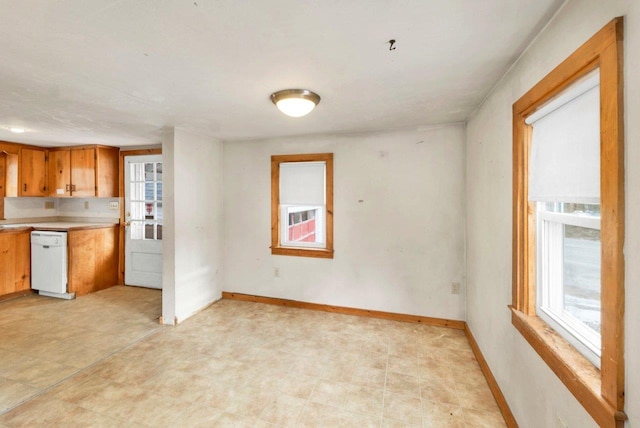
9,127,25,133
270,89,321,117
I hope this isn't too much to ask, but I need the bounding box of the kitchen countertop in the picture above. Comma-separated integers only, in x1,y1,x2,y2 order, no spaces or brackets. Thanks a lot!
0,222,118,232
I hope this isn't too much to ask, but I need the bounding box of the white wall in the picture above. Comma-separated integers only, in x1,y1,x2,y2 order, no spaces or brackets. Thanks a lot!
223,126,466,321
57,198,120,219
3,197,119,220
3,197,57,219
465,0,639,426
162,127,224,325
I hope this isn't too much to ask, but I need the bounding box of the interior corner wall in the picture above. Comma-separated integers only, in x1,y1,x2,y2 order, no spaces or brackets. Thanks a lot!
223,125,466,321
162,127,224,325
465,0,639,426
161,128,176,324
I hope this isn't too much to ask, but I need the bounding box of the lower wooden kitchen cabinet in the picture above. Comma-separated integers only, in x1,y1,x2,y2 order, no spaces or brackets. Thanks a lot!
67,226,118,297
0,228,31,298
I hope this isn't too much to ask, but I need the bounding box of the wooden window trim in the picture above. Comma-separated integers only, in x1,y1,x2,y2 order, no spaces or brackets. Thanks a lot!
512,18,625,428
271,153,334,259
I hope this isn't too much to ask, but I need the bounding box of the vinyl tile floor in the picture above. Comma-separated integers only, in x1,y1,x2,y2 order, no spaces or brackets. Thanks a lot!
0,286,507,427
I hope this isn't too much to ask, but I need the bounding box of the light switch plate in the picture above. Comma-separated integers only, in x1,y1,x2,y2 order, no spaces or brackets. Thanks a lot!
109,201,119,210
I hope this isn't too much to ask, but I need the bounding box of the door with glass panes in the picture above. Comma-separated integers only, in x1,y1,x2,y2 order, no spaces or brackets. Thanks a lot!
124,155,163,288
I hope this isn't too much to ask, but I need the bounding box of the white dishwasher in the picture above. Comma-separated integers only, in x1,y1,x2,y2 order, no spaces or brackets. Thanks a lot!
31,231,74,299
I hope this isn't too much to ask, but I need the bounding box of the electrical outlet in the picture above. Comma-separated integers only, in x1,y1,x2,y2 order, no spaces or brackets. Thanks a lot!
84,201,89,210
109,201,119,210
451,282,461,294
44,201,55,209
274,268,280,278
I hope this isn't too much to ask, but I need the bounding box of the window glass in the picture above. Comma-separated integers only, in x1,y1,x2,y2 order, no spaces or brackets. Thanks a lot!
271,153,333,258
563,225,601,334
129,161,163,241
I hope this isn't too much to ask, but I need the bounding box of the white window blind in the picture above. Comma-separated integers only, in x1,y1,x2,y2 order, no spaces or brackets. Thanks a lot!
527,69,600,204
279,161,326,205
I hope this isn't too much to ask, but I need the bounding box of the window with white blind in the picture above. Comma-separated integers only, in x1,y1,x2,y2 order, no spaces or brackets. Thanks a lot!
271,153,333,258
511,18,625,426
527,69,602,366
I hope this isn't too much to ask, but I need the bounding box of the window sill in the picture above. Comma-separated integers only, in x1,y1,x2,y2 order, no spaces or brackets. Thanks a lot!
510,307,626,428
271,246,334,259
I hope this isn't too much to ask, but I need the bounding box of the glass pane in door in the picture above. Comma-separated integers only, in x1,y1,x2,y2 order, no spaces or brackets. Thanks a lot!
129,161,163,241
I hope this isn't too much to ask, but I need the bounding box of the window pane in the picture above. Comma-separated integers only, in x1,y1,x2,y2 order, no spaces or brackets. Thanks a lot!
286,207,322,244
144,163,154,181
542,202,600,216
144,223,155,240
130,221,144,240
156,182,163,201
145,183,154,201
563,225,601,334
130,182,144,201
156,202,163,221
130,202,145,220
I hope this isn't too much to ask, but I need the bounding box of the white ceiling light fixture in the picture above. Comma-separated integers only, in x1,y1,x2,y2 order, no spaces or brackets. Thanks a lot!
9,127,25,133
270,89,321,118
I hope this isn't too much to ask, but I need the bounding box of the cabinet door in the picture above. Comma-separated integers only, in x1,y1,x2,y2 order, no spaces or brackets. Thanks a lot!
0,231,30,296
13,231,30,292
48,150,71,197
96,146,119,197
20,148,47,196
71,148,96,197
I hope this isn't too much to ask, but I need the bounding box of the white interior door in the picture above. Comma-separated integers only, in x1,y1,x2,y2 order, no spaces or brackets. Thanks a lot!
124,155,163,289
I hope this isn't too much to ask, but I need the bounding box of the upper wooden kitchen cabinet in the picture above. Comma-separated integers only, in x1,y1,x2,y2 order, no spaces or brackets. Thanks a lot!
48,145,119,198
19,147,47,197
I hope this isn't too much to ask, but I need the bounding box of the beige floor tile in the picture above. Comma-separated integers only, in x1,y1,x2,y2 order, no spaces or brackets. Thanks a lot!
422,400,466,427
0,377,38,412
78,381,146,414
0,396,80,427
258,394,307,426
278,372,320,399
344,385,384,416
449,362,488,388
351,365,387,389
383,391,423,425
420,377,459,405
4,358,77,389
382,416,422,427
463,408,508,427
116,391,189,427
456,382,500,412
417,357,453,380
220,384,273,418
386,372,421,397
387,354,421,376
0,287,503,427
55,406,127,428
339,409,381,427
358,352,389,370
174,402,225,427
297,402,345,427
309,379,352,407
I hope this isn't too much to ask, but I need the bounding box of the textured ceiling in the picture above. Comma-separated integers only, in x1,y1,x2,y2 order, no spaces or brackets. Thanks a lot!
0,0,565,146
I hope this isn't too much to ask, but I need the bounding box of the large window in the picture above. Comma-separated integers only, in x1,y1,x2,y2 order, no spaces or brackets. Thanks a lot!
526,69,602,367
271,153,333,258
512,18,624,428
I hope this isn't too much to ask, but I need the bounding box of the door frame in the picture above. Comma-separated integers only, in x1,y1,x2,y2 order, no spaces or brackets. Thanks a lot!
118,148,162,285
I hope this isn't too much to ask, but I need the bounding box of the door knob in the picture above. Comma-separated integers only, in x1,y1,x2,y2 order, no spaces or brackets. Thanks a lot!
124,221,131,226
